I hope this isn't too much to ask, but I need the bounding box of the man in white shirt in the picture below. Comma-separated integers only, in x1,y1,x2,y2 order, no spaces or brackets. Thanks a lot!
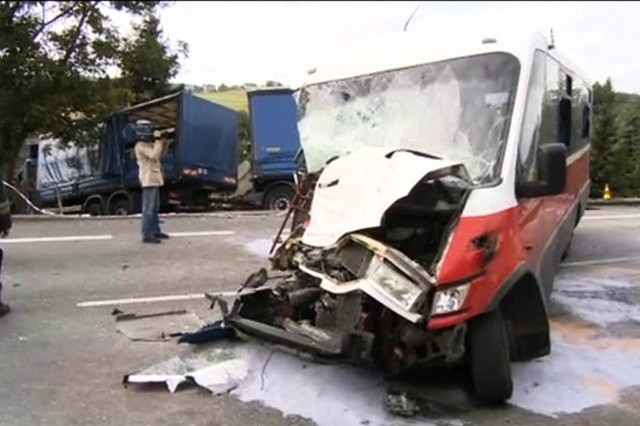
134,127,170,244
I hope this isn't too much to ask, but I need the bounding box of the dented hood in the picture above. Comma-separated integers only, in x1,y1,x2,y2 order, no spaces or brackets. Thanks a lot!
302,147,470,248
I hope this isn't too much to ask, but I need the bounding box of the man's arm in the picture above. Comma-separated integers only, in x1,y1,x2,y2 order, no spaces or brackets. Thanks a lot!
135,141,165,161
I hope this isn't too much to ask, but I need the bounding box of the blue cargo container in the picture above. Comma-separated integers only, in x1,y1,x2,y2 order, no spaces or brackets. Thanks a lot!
247,88,302,210
18,90,239,215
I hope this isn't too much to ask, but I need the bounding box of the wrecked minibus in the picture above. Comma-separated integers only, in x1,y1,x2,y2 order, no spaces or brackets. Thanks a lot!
225,32,592,403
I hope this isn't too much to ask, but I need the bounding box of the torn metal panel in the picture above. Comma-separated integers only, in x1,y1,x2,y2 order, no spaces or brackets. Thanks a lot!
123,346,248,394
301,147,470,248
115,310,206,342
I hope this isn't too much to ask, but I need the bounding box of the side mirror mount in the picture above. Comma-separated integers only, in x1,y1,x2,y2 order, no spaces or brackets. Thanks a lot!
517,143,567,198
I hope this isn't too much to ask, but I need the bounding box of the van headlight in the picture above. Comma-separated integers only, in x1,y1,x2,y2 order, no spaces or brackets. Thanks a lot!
431,283,471,315
367,257,425,311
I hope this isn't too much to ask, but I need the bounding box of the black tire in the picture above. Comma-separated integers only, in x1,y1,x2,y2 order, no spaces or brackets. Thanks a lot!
561,233,573,262
468,308,513,403
263,185,294,211
85,200,104,216
110,198,130,216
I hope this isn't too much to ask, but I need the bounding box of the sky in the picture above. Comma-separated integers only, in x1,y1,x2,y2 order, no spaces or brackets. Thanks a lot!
117,1,640,93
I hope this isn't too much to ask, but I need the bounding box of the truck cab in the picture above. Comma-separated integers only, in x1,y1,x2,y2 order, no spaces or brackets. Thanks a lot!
247,88,302,210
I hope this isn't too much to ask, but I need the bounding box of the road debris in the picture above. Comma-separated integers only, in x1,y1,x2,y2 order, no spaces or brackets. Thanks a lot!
115,309,206,342
123,345,248,394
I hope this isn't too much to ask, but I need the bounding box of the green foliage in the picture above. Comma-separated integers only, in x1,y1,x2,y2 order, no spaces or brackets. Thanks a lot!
590,79,640,197
119,13,188,103
0,1,186,175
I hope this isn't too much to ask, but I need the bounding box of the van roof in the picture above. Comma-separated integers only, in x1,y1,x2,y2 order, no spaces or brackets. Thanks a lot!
299,30,591,88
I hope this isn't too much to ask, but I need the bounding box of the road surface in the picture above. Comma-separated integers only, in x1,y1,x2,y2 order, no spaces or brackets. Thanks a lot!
1,206,639,426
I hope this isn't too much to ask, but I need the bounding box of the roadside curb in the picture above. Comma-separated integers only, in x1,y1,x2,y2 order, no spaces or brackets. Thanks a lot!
12,210,286,221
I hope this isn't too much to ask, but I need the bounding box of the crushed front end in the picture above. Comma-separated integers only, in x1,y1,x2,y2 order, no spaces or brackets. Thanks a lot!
226,148,473,375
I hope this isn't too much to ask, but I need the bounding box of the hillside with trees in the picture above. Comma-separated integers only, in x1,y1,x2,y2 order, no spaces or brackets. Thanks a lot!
591,80,640,198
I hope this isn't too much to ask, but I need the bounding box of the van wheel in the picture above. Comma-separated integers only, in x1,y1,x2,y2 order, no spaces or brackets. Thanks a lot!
468,308,513,403
263,185,294,211
561,234,573,262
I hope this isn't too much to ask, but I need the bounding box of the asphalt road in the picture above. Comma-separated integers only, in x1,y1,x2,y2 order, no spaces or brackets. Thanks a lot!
1,207,640,426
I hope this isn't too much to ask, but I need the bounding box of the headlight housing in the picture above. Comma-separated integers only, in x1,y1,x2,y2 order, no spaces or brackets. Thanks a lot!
367,256,425,312
431,283,471,316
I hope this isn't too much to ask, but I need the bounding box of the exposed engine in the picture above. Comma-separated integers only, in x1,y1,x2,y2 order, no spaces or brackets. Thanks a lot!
227,151,471,375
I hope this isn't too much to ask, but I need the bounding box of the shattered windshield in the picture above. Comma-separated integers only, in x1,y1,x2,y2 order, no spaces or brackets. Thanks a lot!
296,52,520,183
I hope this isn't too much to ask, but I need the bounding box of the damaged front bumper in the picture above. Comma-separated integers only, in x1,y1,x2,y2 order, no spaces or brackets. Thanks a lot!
226,233,436,364
299,233,432,324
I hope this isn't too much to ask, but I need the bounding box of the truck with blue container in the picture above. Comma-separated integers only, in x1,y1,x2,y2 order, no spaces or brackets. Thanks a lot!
240,87,303,211
14,90,239,215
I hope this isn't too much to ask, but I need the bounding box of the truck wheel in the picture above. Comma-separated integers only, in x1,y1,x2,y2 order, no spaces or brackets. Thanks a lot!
264,185,294,211
468,308,513,403
111,198,130,216
85,200,104,216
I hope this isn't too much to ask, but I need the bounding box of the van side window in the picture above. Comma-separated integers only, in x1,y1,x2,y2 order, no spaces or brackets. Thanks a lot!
557,72,572,148
517,50,546,184
540,56,559,148
581,89,591,138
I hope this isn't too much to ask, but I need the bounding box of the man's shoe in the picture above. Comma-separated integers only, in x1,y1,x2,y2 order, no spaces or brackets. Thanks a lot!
0,303,10,317
143,237,162,244
156,232,170,240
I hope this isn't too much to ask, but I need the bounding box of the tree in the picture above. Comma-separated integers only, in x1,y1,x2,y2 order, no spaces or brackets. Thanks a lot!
118,13,188,103
590,78,617,197
0,1,183,177
612,105,640,196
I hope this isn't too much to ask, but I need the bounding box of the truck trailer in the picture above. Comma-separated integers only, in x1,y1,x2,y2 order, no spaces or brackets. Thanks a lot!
14,90,239,215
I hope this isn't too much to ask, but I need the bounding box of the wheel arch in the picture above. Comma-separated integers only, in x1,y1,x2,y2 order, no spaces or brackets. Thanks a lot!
487,267,551,362
82,195,106,215
262,181,295,209
107,190,139,215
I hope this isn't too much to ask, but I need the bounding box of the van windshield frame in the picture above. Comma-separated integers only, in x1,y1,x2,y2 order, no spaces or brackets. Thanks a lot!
296,52,521,184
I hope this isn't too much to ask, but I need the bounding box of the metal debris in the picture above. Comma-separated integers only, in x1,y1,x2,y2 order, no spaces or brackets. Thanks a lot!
115,309,206,342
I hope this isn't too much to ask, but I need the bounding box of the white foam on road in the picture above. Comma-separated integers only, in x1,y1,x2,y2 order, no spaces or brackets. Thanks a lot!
2,235,113,244
511,333,640,417
508,270,640,416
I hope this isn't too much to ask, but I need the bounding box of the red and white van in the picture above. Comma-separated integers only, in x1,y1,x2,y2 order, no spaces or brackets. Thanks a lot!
229,31,592,403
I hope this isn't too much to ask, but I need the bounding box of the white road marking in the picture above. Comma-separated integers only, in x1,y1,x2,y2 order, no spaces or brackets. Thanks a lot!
561,255,640,268
2,235,113,244
76,287,272,308
583,214,640,221
168,231,235,237
77,291,238,308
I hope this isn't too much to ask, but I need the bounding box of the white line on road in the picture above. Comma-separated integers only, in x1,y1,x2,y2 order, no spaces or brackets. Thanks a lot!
583,214,640,221
561,255,640,268
2,235,113,244
168,231,235,237
77,291,238,308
